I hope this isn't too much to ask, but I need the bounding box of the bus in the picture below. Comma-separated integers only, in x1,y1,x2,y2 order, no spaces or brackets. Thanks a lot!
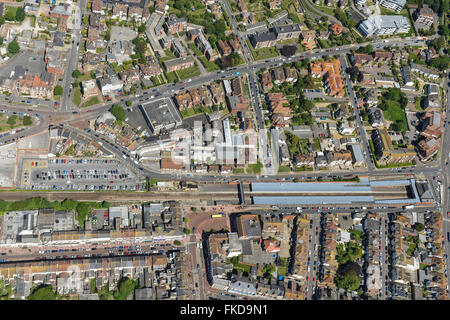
211,214,223,218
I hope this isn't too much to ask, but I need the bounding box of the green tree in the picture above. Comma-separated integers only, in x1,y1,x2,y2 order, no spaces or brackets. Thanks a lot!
137,24,146,33
53,85,63,96
76,202,90,228
335,270,360,292
7,40,20,55
28,285,57,300
15,7,25,22
109,104,126,121
72,70,81,78
414,223,425,232
7,115,17,126
126,100,132,106
22,115,32,126
183,228,191,235
0,16,5,26
61,199,78,211
113,277,137,300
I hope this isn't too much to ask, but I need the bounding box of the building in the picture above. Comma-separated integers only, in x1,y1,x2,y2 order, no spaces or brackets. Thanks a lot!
371,128,416,165
358,15,410,38
164,14,186,34
272,24,301,40
260,71,273,92
410,63,439,80
401,66,414,86
368,108,385,127
249,31,277,49
413,4,434,26
217,40,232,56
139,98,182,134
235,214,261,239
45,48,65,75
309,59,345,97
329,23,344,35
379,0,406,12
163,56,195,73
138,59,162,79
417,137,440,160
350,53,373,67
272,68,286,84
348,144,364,166
420,111,445,139
81,79,98,99
300,30,316,49
97,77,123,96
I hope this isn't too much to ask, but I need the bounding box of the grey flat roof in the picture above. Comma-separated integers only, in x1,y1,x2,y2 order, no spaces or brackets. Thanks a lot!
251,181,372,193
253,196,375,205
140,97,182,132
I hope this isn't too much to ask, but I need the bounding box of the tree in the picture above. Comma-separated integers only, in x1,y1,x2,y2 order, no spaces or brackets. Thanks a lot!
61,199,78,211
137,24,146,33
7,115,17,126
262,264,276,279
15,7,25,22
414,223,425,232
22,115,32,126
113,277,137,300
53,85,63,96
0,16,5,26
72,70,81,78
28,285,57,300
7,40,20,55
126,100,132,106
174,240,182,246
109,104,125,121
183,228,191,235
335,270,360,292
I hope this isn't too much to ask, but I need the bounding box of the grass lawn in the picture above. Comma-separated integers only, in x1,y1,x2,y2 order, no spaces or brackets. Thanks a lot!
295,166,313,171
233,168,245,174
247,161,263,174
176,66,200,80
72,89,82,106
165,71,179,83
150,75,165,86
309,1,336,16
234,262,252,274
247,40,279,60
277,266,287,276
164,49,177,59
180,105,214,118
188,43,204,57
199,56,221,72
382,102,408,132
252,46,280,60
81,96,100,108
5,6,18,21
278,165,291,173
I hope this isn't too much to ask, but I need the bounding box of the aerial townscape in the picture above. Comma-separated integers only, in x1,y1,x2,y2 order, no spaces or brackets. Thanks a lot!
0,0,447,303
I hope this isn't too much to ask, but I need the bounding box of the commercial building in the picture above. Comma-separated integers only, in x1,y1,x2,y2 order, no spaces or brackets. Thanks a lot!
358,15,410,38
379,0,406,12
139,98,182,134
413,4,434,26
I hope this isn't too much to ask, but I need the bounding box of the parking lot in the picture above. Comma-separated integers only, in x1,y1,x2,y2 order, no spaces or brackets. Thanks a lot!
25,157,145,191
